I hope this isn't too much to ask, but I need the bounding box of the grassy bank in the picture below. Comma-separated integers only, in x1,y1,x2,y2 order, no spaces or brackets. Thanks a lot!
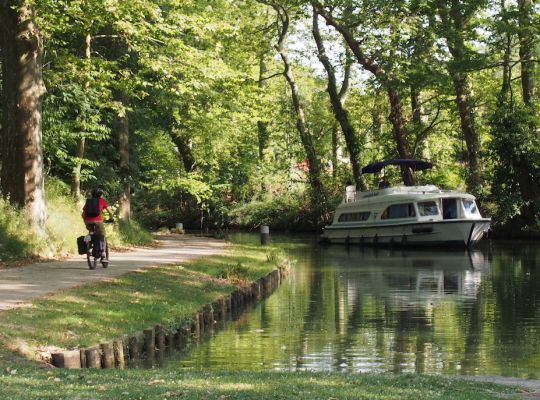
0,241,520,400
0,243,285,358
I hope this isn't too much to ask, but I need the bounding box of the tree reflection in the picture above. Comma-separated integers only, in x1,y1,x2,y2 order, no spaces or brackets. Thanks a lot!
174,240,539,379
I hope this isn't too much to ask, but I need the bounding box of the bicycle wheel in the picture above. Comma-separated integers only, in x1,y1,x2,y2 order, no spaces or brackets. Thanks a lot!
101,239,109,268
87,243,97,270
87,253,97,270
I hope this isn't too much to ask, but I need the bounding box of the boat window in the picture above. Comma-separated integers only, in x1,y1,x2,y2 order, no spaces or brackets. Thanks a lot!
462,199,479,215
381,203,416,219
338,212,371,222
417,201,439,216
442,198,458,219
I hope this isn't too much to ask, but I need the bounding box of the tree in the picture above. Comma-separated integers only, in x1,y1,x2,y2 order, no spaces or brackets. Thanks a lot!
312,8,366,190
433,0,485,191
0,1,47,234
517,0,536,107
313,2,416,186
262,1,324,197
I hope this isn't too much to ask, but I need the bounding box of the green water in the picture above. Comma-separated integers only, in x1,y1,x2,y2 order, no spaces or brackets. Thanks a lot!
170,235,540,378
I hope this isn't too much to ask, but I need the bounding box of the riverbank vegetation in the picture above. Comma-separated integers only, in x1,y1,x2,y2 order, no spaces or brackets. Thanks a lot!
0,1,539,254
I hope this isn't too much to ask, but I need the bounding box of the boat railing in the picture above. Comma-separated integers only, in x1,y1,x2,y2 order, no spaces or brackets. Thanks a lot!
342,184,456,203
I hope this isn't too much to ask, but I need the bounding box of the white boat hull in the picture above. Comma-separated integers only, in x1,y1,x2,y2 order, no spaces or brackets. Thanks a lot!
321,219,490,248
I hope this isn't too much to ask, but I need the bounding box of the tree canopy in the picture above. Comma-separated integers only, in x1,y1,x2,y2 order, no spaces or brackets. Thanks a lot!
0,0,538,233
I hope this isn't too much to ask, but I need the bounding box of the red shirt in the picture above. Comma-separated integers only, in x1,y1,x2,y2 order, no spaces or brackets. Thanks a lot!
83,198,110,223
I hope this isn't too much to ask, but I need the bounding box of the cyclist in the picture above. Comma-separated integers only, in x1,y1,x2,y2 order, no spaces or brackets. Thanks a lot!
82,188,115,260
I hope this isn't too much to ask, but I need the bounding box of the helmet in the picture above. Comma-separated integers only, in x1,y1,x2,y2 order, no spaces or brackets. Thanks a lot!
91,188,103,198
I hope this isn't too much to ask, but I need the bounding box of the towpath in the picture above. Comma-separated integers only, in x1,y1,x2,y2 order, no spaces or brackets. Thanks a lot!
0,234,228,311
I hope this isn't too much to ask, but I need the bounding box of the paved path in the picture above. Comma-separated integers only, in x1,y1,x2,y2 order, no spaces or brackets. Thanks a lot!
0,234,228,311
454,376,540,398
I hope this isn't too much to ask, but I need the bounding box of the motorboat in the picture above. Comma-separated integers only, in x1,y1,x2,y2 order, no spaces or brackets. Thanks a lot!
320,159,491,247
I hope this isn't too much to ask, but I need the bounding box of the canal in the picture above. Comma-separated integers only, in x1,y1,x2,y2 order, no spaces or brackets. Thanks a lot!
166,234,540,378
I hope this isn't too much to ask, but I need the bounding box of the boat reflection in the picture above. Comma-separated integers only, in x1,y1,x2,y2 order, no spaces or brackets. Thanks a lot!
319,246,490,311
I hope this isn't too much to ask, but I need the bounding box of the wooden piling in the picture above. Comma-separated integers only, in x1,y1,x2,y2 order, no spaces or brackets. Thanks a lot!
85,346,101,368
128,335,140,360
165,332,174,353
51,350,81,369
80,348,87,368
143,328,155,362
100,342,115,368
192,314,201,338
114,338,125,368
155,324,165,351
202,305,213,330
260,225,270,245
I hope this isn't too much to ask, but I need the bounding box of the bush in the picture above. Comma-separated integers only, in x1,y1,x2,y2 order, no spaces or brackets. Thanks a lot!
0,198,35,261
228,187,340,232
107,219,153,247
218,262,250,282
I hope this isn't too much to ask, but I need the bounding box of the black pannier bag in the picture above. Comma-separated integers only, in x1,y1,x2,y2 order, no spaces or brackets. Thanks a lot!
77,236,88,255
84,197,100,218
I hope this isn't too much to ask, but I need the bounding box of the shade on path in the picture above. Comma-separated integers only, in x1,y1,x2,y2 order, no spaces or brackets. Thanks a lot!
0,234,228,311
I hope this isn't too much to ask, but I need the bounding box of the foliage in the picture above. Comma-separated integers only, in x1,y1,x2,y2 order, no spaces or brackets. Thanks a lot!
0,198,34,261
488,102,540,230
229,191,315,231
1,0,539,249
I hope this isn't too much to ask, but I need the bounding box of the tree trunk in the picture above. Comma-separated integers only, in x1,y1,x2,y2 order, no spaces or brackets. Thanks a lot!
271,3,322,195
437,3,482,191
257,54,269,161
450,72,481,188
71,33,92,202
0,2,47,235
331,122,338,178
279,52,322,193
71,137,85,201
171,132,196,173
411,88,422,128
314,4,414,186
117,97,131,221
312,10,366,190
518,0,535,107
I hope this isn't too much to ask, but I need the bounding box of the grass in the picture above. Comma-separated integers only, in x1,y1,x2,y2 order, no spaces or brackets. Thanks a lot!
0,243,284,357
0,241,521,400
0,369,515,400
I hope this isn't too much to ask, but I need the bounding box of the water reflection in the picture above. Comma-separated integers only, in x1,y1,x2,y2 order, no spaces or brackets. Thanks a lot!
168,238,540,379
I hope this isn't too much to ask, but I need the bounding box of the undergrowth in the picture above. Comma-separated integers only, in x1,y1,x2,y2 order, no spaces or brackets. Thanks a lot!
0,178,152,263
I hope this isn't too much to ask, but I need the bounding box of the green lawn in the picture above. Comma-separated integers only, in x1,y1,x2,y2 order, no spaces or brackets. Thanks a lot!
0,369,515,400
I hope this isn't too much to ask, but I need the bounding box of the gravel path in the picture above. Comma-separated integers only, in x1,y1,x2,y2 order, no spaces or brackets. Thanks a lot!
0,234,228,311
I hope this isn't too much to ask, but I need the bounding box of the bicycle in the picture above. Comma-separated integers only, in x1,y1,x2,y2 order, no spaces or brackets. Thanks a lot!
84,221,112,270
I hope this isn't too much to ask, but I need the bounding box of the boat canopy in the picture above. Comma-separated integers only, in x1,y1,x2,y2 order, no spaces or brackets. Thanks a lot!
361,159,433,174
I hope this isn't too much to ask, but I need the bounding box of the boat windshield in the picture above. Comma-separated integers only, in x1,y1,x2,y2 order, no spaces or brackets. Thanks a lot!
462,199,480,217
417,201,439,217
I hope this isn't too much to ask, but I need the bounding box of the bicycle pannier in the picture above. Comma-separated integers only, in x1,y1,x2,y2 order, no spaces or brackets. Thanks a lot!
77,236,88,255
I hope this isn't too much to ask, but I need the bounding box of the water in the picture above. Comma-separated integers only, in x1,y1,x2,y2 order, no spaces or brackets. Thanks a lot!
167,234,540,378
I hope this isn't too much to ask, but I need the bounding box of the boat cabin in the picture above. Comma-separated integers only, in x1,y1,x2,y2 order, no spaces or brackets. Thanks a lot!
334,185,482,226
